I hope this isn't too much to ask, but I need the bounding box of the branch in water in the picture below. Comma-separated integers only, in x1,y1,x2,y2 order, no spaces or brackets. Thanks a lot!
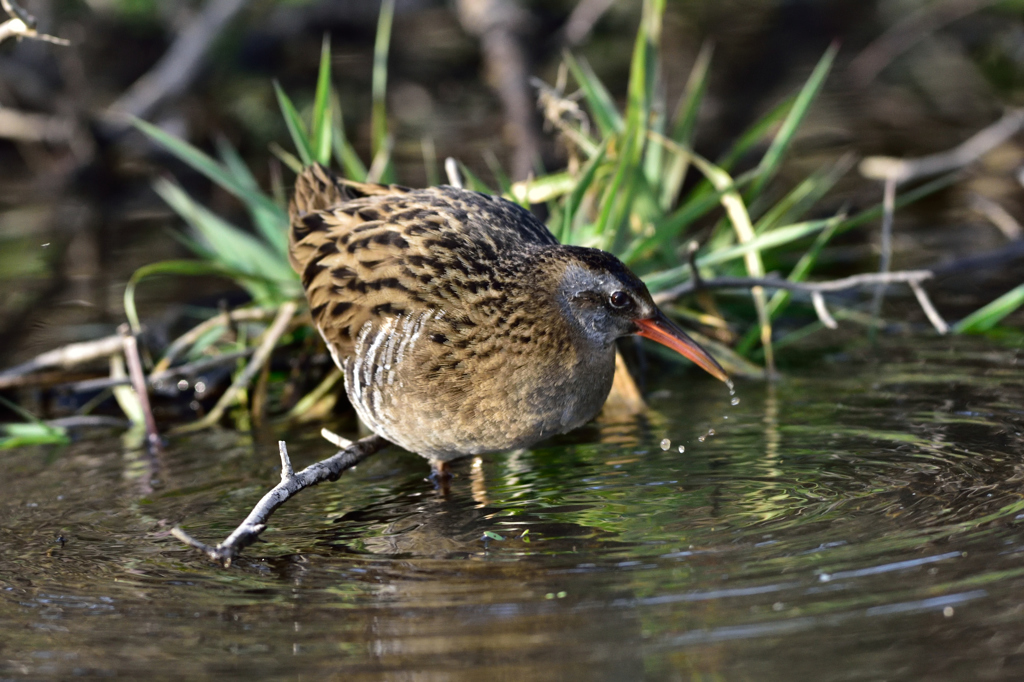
172,435,388,567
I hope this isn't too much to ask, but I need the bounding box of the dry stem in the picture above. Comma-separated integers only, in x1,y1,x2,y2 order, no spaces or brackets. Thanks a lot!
0,0,69,46
0,335,124,388
860,109,1024,184
104,0,250,125
172,436,387,566
653,269,949,334
119,325,162,454
171,301,297,434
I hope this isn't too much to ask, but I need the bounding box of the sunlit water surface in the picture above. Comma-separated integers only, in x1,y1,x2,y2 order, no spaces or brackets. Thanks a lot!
2,337,1024,680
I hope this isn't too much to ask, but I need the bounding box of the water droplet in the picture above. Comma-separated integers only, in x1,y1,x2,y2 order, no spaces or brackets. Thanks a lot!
697,435,705,443
677,445,685,453
707,429,715,437
726,379,735,394
731,397,740,406
660,438,671,451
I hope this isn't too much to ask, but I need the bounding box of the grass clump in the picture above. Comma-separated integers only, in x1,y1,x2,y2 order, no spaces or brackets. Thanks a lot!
118,0,1018,433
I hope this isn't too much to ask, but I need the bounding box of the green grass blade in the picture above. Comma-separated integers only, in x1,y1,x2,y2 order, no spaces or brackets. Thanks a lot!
560,141,608,244
153,179,296,290
563,51,624,138
215,137,290,254
331,91,368,180
511,171,575,206
642,217,834,292
593,0,662,251
717,97,793,171
366,134,394,184
699,218,833,269
422,135,440,187
749,42,837,198
753,153,853,233
456,161,495,194
133,117,239,190
660,40,713,209
270,142,304,174
134,119,284,228
954,282,1024,333
484,149,513,196
837,172,959,235
0,422,69,449
274,80,313,165
124,259,242,334
215,136,258,192
372,0,396,161
311,35,333,165
735,212,844,354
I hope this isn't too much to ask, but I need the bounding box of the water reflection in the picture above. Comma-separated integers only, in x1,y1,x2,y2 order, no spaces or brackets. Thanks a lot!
1,337,1024,679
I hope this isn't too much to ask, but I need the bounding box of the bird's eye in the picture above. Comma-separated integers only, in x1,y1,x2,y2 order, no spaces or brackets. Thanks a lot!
609,291,630,309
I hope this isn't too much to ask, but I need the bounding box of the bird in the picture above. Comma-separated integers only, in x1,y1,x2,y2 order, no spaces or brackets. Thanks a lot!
288,163,728,476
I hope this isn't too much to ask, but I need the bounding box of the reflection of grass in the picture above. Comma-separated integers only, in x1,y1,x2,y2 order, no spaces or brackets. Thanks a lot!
119,0,1011,434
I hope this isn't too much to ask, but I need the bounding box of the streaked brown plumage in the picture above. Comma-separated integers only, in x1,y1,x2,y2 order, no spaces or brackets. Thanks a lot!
289,164,727,471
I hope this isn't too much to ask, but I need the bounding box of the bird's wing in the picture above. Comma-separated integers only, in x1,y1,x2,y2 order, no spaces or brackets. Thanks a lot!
288,164,557,361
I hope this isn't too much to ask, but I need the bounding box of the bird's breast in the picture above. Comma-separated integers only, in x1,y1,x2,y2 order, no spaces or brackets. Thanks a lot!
330,309,617,461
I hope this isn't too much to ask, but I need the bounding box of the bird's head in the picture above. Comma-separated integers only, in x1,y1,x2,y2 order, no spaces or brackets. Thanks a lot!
551,246,728,382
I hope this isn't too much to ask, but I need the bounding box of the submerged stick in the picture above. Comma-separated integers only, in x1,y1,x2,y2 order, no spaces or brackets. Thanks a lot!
172,436,387,566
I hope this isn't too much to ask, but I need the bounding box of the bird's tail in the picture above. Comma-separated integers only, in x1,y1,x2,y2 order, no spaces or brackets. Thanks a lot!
288,164,403,274
290,163,348,218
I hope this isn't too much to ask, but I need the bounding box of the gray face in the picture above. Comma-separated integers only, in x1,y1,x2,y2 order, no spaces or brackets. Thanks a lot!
556,262,657,349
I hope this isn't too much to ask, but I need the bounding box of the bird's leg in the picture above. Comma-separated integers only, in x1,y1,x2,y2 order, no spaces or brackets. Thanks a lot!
429,459,452,495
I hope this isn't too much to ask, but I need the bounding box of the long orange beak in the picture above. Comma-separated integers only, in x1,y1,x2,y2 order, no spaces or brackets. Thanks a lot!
634,312,729,382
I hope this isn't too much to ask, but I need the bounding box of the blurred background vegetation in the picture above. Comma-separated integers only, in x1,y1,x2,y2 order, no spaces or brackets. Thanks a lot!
2,0,1024,441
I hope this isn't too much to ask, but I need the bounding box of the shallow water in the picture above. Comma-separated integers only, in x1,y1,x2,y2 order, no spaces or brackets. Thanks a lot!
2,337,1024,680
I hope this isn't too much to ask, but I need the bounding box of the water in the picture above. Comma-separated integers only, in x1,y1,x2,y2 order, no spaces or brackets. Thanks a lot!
2,336,1023,680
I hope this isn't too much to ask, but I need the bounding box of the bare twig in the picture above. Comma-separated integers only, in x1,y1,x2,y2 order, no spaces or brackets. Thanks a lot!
653,269,949,334
0,334,123,387
171,301,297,433
0,109,76,143
908,280,950,334
119,325,162,454
562,0,616,46
860,109,1024,184
445,157,464,188
811,292,838,330
685,240,703,290
849,0,996,87
0,0,69,46
172,436,387,566
153,307,278,375
46,415,131,430
456,0,542,180
52,348,253,394
654,269,937,302
320,427,352,449
970,193,1023,240
103,0,250,125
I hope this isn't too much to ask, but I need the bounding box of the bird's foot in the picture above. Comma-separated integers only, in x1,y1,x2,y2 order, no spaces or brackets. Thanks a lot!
429,461,452,495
